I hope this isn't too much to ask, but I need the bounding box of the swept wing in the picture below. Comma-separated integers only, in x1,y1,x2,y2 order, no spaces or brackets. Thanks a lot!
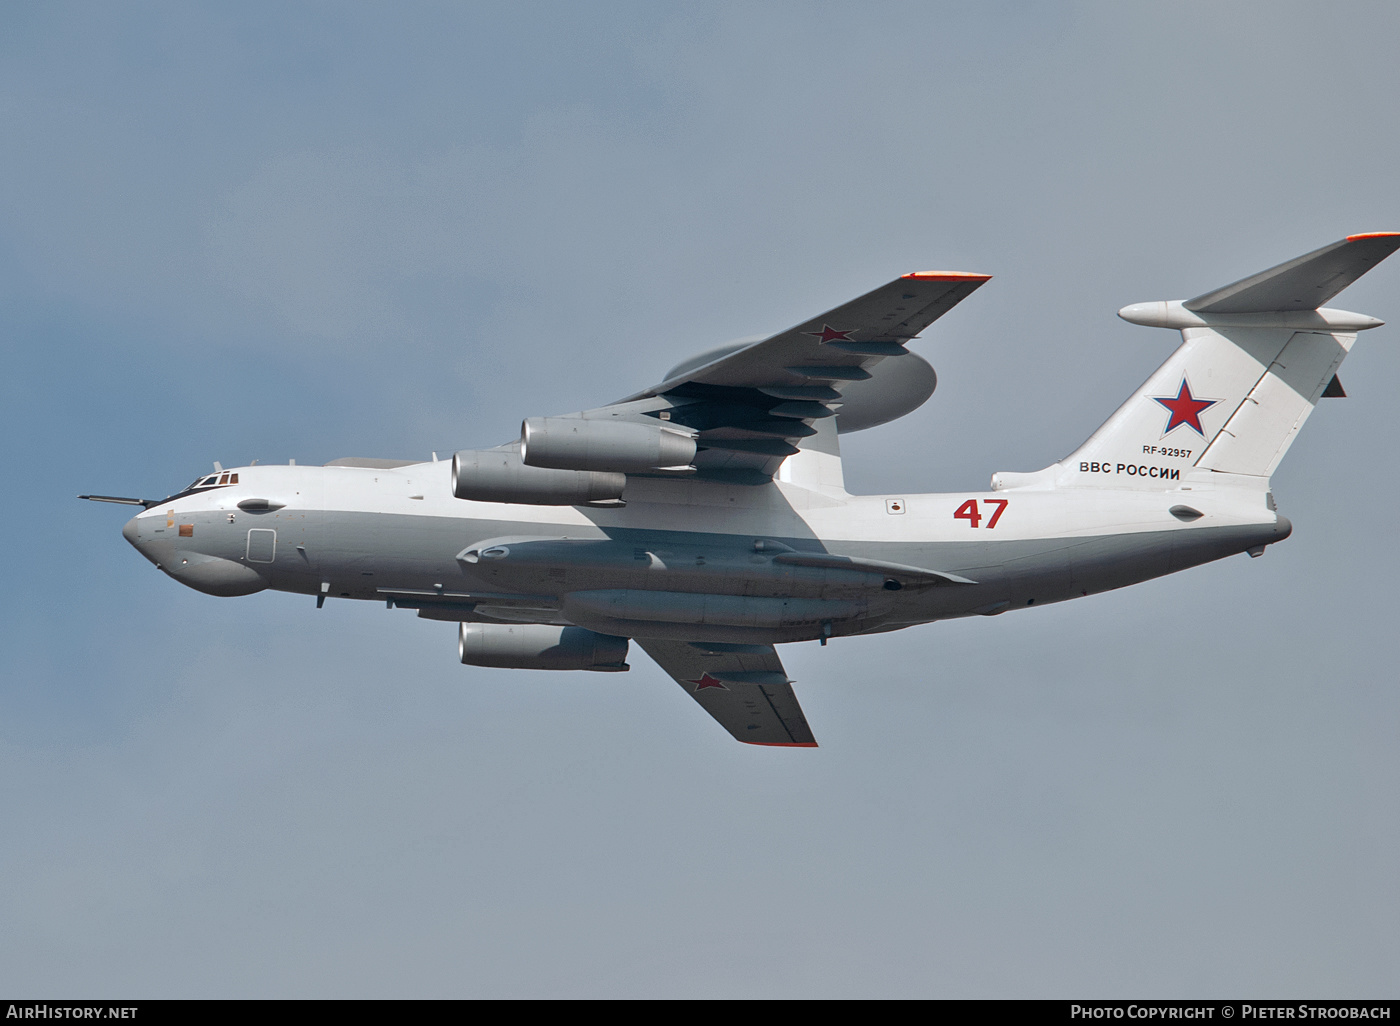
636,639,817,746
606,271,990,482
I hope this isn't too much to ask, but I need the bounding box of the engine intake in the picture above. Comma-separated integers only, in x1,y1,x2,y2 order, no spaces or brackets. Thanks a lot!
521,417,696,473
458,623,629,671
452,448,625,505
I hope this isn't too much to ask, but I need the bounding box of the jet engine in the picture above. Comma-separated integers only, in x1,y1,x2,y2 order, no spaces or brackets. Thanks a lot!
452,448,625,505
520,417,697,472
458,623,630,671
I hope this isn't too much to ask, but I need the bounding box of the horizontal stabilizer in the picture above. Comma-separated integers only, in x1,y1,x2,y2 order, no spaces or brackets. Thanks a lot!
1185,232,1400,314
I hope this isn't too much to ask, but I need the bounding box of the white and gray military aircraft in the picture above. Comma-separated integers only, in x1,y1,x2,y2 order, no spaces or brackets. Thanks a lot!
85,233,1400,746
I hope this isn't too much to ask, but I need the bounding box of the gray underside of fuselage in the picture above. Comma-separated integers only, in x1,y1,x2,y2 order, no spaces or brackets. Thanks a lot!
143,507,1289,644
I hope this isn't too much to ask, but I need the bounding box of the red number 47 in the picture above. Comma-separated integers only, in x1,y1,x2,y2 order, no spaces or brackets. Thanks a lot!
953,498,1008,528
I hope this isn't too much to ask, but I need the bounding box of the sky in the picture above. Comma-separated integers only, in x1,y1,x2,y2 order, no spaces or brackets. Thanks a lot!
2,0,1398,998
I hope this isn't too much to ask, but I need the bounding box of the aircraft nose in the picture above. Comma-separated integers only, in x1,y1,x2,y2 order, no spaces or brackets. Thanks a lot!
121,514,161,566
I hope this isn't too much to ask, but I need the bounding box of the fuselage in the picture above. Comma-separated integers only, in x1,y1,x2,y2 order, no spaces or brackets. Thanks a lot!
123,461,1290,644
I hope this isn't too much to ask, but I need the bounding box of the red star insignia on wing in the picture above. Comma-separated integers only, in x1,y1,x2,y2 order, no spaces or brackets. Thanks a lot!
1152,378,1219,436
685,673,729,691
804,324,855,344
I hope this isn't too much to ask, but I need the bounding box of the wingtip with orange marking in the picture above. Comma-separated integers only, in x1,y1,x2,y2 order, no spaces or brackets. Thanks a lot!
743,741,820,748
901,270,992,281
1346,231,1400,242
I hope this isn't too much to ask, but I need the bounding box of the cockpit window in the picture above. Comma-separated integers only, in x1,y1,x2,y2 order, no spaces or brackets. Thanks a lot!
183,472,237,492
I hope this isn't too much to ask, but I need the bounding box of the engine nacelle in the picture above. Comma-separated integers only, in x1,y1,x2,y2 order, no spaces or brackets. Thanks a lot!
458,623,629,672
452,448,625,505
520,417,697,473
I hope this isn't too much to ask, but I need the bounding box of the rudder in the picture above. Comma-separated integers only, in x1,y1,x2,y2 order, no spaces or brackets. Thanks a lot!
1194,329,1352,478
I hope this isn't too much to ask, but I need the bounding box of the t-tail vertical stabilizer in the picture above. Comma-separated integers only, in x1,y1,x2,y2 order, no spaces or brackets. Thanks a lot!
992,233,1400,494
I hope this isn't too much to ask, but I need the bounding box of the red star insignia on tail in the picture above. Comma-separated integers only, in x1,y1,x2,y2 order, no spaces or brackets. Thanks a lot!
685,673,729,691
1152,378,1219,436
804,324,854,344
